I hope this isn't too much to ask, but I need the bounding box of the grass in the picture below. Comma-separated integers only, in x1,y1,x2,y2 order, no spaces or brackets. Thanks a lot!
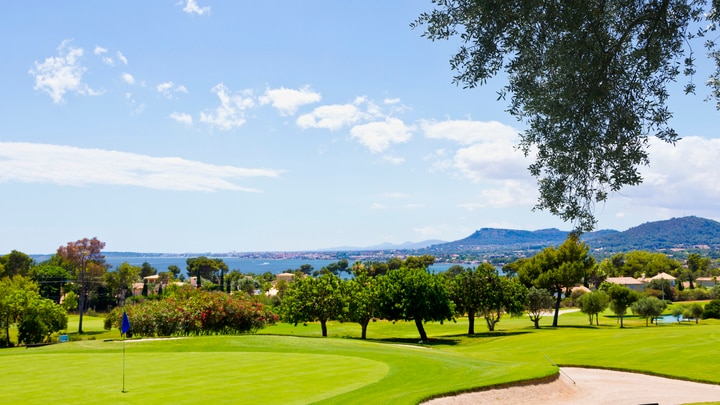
1,309,719,404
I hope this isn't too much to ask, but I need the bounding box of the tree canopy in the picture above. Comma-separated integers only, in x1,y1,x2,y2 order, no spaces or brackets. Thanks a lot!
413,1,720,231
518,234,595,326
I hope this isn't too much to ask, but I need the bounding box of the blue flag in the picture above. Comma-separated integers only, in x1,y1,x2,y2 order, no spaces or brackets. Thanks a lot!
121,311,131,335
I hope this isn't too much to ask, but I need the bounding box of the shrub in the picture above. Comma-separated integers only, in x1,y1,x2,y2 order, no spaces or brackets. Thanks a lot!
702,299,720,319
105,287,277,337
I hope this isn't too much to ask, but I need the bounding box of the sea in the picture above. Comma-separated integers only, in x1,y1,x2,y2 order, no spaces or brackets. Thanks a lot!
28,254,459,276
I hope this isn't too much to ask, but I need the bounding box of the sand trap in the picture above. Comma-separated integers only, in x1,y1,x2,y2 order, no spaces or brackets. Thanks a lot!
423,367,720,404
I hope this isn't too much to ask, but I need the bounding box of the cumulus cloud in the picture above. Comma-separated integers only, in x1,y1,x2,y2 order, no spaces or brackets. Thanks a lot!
170,112,193,125
0,142,281,192
620,136,720,211
458,180,538,210
259,86,321,116
296,102,365,130
122,73,135,85
117,51,128,65
157,81,189,98
421,119,518,145
29,40,102,103
350,117,412,153
182,0,210,15
199,84,254,130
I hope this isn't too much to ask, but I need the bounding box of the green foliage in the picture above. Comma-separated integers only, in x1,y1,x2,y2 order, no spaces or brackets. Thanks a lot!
413,2,719,231
608,284,639,328
105,287,277,337
450,263,527,333
518,234,595,326
61,291,78,313
631,296,667,326
702,299,720,319
0,276,68,345
578,290,610,326
30,265,71,303
379,266,454,341
600,250,682,278
0,250,34,278
280,273,346,337
344,271,380,339
526,287,554,329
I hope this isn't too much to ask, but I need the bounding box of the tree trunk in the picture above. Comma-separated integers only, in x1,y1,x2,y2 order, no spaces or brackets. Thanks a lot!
78,272,86,334
619,315,624,328
415,318,428,342
360,319,369,340
595,313,599,326
533,317,540,329
467,309,475,335
320,319,328,337
552,289,562,327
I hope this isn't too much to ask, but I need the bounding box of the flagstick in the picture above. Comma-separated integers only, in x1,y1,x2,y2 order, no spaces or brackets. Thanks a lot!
122,332,126,393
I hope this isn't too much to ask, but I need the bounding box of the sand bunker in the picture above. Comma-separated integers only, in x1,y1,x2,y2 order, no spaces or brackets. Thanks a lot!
424,367,720,404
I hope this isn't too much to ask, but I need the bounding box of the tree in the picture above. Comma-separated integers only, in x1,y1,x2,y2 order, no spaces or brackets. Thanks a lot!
447,265,482,334
378,266,454,342
105,262,140,306
608,284,639,328
140,262,157,279
281,273,346,337
577,290,610,326
702,299,720,319
526,287,555,329
344,270,380,339
30,265,71,303
168,264,182,280
56,237,108,333
449,263,526,333
685,302,704,323
413,1,720,231
631,296,667,326
186,257,228,289
0,276,67,346
518,234,595,326
0,250,34,278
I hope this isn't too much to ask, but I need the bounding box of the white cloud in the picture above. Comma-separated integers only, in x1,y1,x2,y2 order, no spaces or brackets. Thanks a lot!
94,46,107,55
259,86,321,116
350,117,412,153
170,112,193,125
458,180,538,210
117,51,128,65
382,155,405,165
122,73,135,85
0,142,281,192
157,81,189,98
421,119,518,145
453,142,530,182
182,0,210,15
296,103,365,130
29,40,102,104
620,136,720,211
199,84,254,130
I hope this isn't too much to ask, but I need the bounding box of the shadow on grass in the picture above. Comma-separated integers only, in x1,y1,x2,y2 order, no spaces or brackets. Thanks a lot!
366,337,462,346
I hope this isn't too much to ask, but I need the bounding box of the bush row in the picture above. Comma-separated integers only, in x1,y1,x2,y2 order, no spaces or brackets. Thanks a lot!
104,287,277,337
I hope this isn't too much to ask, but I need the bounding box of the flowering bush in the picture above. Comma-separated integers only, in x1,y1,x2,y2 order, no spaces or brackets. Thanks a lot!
104,287,277,337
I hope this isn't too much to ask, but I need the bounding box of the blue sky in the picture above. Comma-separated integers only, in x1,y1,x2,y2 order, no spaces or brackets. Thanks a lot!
2,1,719,254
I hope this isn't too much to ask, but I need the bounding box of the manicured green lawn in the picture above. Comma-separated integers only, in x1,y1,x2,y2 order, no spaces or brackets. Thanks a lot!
1,309,719,404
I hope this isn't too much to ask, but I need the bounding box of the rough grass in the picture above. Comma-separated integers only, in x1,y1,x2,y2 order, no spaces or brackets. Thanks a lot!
1,309,719,404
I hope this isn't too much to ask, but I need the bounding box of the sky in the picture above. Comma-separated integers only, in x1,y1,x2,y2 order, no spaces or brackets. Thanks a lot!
2,1,719,254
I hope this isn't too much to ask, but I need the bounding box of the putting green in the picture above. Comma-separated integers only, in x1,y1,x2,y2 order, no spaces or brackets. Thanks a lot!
0,347,389,404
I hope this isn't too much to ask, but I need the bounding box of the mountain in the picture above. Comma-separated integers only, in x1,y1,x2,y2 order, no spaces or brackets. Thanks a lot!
589,216,720,251
422,216,720,257
425,228,617,253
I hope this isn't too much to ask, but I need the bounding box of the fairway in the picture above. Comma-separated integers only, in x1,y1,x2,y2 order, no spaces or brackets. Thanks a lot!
2,311,720,404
